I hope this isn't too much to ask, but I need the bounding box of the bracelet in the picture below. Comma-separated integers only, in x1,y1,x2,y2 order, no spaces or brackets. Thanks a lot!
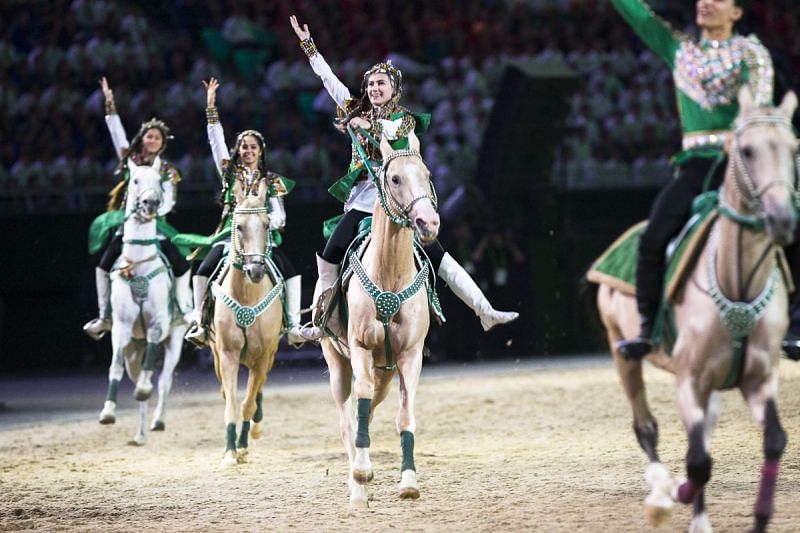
300,37,317,58
206,106,219,124
105,100,116,115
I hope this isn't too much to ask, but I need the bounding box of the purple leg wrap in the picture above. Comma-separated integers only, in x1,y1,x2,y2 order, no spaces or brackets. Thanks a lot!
677,479,702,504
755,459,779,518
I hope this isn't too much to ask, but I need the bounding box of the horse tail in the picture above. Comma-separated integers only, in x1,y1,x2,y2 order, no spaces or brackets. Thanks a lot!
578,274,605,339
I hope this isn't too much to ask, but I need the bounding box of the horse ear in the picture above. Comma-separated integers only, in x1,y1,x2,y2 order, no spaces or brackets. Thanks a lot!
738,86,755,112
232,178,246,204
779,91,798,119
407,129,420,153
380,134,394,161
257,178,269,202
128,157,139,173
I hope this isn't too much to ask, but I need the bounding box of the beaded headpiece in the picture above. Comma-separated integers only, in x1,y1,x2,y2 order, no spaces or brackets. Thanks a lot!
362,60,403,100
131,117,173,156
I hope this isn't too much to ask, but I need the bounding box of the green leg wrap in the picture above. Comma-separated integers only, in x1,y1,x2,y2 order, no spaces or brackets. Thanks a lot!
225,423,237,452
142,342,160,371
238,421,250,450
400,430,416,472
355,398,371,448
253,392,263,423
105,379,120,402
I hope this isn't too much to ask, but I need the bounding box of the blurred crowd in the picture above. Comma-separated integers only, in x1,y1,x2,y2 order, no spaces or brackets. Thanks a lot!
2,0,799,212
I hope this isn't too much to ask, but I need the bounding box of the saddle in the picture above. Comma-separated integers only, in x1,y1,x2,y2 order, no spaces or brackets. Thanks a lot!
317,218,445,346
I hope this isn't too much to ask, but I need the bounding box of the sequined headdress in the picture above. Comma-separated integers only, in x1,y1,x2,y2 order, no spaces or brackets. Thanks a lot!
362,60,403,101
131,117,173,156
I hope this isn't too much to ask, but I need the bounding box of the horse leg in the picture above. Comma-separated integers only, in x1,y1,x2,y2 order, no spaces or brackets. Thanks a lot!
250,391,264,440
237,367,267,462
151,328,184,431
674,374,714,531
743,376,786,533
218,350,240,468
686,391,720,533
129,399,148,446
610,342,674,526
134,325,163,401
100,329,126,424
350,345,376,489
395,350,422,500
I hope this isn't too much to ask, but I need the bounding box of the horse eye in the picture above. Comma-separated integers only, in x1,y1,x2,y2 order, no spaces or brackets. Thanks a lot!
391,175,400,185
742,146,754,159
236,225,242,232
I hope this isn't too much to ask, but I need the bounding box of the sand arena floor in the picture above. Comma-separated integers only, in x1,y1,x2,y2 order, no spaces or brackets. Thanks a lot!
1,357,799,532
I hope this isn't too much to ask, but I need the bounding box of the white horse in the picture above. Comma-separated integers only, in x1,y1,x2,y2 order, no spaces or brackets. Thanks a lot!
98,160,189,445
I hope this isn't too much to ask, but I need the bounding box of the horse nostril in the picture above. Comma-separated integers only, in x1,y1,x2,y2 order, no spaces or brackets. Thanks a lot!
416,217,428,230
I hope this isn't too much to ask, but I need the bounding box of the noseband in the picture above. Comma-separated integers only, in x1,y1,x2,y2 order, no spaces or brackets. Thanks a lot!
230,205,271,270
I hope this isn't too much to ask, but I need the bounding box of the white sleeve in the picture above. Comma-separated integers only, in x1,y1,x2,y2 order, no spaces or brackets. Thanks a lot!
378,118,404,140
269,196,286,230
309,52,351,110
159,179,175,216
105,114,130,159
207,121,230,180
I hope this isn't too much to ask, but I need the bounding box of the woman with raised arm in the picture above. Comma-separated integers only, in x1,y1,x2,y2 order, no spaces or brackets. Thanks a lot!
609,0,777,359
84,77,192,340
182,77,305,347
290,15,518,342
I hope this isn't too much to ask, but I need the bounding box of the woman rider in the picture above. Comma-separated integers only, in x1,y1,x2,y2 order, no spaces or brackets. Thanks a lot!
289,15,518,341
84,77,192,340
609,0,776,359
182,77,306,346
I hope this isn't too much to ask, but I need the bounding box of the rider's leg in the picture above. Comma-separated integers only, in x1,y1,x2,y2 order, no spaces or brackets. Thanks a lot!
426,240,519,331
84,234,122,339
782,236,800,361
270,247,306,346
185,244,223,346
617,157,725,359
161,239,192,321
299,209,370,341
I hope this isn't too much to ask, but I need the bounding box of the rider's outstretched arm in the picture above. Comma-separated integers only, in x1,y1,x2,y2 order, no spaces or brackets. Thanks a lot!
204,78,230,181
100,76,130,159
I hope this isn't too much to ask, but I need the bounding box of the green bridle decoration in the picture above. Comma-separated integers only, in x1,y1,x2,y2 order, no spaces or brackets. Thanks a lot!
349,248,430,371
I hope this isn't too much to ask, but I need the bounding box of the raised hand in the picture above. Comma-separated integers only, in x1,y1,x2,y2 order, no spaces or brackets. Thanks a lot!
203,77,219,108
99,76,114,104
289,15,311,40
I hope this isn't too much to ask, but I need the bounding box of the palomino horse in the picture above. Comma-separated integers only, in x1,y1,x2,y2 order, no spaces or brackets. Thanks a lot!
321,131,440,507
99,160,189,445
208,179,283,467
592,88,798,532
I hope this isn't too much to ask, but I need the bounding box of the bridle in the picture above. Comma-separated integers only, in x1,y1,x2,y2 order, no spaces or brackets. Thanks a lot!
229,205,271,271
126,178,163,223
721,114,800,226
377,148,438,227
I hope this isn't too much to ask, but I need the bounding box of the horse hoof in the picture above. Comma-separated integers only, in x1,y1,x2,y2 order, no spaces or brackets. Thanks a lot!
236,449,249,463
98,414,115,425
151,420,165,431
644,504,672,528
134,387,152,401
399,469,420,499
250,423,263,440
128,435,146,446
349,496,369,509
352,469,374,484
220,451,238,468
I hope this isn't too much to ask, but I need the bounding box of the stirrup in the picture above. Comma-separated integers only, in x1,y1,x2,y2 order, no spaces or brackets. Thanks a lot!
616,337,654,360
185,323,208,347
83,318,111,340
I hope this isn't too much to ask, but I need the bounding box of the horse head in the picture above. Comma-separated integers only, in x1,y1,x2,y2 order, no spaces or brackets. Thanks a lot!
378,131,440,244
231,178,271,283
730,88,799,246
125,159,163,222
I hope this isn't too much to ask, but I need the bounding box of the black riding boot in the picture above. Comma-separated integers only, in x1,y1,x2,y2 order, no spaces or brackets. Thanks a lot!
782,240,800,361
616,245,663,360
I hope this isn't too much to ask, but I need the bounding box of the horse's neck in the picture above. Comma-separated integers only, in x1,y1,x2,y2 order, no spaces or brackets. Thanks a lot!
368,209,416,291
224,267,272,306
715,179,775,300
121,217,158,263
